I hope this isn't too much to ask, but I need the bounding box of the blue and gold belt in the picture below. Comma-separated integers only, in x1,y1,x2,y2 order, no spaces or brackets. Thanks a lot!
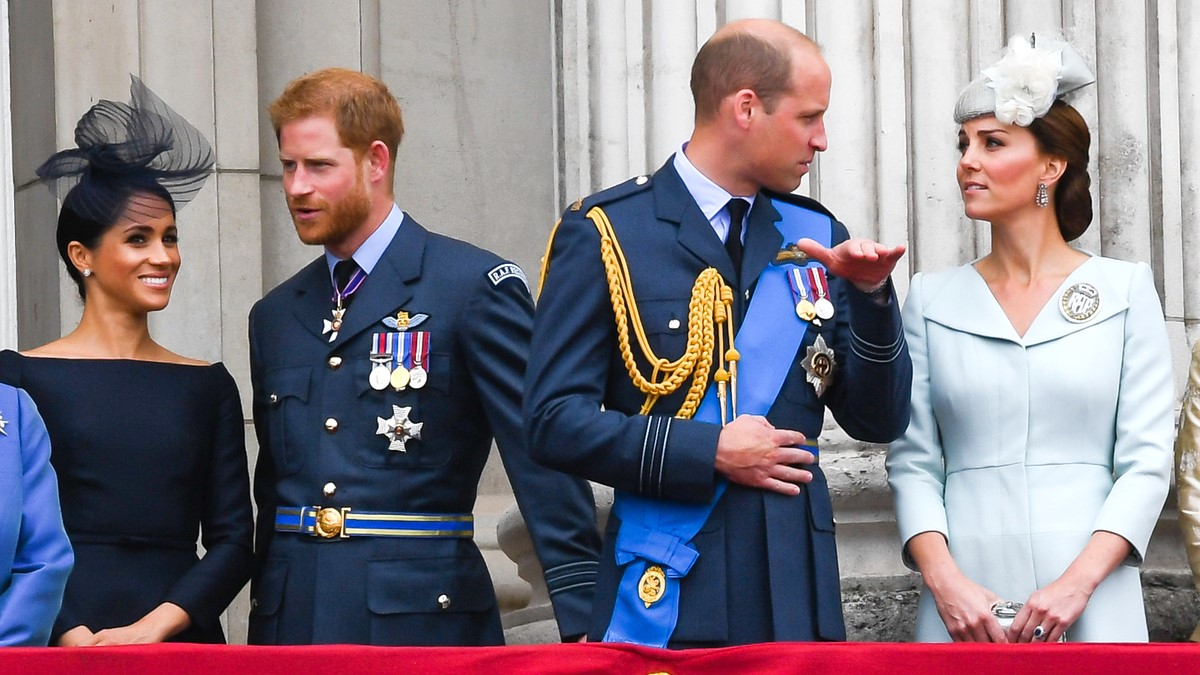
274,506,473,539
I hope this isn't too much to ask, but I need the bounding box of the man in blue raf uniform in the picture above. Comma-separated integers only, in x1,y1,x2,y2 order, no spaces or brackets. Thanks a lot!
526,19,912,647
248,68,600,645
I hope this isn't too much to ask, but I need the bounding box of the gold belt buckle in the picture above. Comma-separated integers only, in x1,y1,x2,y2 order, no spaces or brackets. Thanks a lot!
314,506,351,539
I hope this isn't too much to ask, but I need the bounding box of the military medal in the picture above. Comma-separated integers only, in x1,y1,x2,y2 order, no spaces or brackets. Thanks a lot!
369,333,395,391
809,267,835,321
370,360,391,390
408,332,429,389
391,334,410,390
0,409,7,436
322,306,346,343
408,368,427,389
801,334,837,397
324,263,367,342
376,404,423,452
390,366,410,390
638,564,667,608
788,268,817,322
1060,282,1100,323
396,348,415,386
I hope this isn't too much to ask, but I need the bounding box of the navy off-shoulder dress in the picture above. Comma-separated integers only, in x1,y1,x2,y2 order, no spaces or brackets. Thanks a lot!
0,350,253,643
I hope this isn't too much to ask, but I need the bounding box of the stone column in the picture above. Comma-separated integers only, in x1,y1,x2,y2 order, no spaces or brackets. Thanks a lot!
0,0,16,347
1178,0,1200,343
7,0,58,349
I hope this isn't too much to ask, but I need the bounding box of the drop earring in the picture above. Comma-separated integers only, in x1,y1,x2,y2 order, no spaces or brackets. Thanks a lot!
1036,182,1049,208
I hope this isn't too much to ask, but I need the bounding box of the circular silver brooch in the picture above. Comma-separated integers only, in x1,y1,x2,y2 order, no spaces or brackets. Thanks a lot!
1060,282,1100,323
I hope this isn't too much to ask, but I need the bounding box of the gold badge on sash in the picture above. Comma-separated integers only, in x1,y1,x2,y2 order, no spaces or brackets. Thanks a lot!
802,334,837,397
1060,282,1100,323
638,565,667,608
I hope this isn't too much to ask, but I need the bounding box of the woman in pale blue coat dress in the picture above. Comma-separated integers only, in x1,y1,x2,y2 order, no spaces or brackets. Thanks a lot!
0,383,73,645
886,35,1173,643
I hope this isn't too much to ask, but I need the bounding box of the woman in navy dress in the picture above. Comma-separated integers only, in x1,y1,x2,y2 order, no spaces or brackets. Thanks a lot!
0,77,253,645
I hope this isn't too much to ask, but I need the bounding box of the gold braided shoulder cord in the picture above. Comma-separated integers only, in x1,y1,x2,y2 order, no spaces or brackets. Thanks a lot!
537,218,563,299
586,206,739,421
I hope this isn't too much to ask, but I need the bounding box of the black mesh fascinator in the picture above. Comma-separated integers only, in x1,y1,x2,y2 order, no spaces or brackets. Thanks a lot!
36,75,214,224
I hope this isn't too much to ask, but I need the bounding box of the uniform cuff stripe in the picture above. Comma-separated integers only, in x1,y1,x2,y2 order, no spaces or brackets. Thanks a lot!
640,416,670,497
549,581,597,596
850,327,905,362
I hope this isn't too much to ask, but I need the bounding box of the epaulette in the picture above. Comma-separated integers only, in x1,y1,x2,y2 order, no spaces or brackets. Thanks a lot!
569,174,653,214
762,189,838,221
544,174,653,296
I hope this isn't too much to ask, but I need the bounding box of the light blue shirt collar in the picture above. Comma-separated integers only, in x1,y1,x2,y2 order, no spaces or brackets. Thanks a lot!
324,203,404,280
672,143,755,242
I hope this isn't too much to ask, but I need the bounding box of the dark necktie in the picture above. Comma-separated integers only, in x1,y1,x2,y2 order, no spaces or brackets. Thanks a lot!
724,198,749,278
333,258,363,309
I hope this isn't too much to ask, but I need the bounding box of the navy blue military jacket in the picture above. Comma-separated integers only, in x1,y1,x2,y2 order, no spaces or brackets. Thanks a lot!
526,159,912,645
248,213,600,646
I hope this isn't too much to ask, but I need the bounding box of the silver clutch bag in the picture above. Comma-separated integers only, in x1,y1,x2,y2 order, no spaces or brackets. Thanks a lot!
990,600,1067,641
990,600,1023,629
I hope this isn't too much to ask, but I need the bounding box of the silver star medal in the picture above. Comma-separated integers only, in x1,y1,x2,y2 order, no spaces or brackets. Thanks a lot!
376,404,423,452
801,334,837,397
0,409,7,436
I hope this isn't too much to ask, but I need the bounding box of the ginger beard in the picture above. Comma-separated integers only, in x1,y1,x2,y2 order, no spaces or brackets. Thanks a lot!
287,163,371,248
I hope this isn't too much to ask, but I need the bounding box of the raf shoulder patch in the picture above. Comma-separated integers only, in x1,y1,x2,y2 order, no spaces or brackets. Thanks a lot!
488,263,529,291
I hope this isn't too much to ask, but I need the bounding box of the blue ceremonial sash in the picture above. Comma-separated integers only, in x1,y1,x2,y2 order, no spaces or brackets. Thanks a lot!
603,198,833,646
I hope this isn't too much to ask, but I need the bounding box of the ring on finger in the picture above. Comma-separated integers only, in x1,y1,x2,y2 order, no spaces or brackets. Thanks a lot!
1032,625,1046,640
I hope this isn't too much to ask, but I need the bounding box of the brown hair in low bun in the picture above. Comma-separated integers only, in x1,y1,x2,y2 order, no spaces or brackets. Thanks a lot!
1027,100,1092,241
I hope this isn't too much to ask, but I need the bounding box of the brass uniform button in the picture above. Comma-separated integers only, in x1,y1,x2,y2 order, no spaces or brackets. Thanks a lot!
438,594,451,610
324,418,339,432
328,356,343,369
323,482,337,497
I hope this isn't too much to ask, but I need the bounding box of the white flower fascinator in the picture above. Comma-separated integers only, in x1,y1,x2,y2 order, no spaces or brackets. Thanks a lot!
953,34,1095,125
